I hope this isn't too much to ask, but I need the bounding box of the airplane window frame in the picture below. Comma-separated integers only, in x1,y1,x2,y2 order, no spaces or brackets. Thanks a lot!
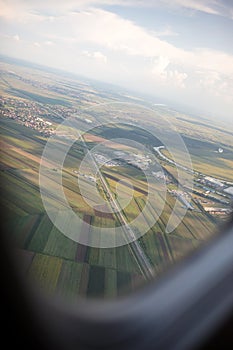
1,216,233,350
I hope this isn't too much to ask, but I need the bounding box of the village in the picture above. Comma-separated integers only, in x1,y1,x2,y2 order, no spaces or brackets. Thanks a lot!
0,96,79,136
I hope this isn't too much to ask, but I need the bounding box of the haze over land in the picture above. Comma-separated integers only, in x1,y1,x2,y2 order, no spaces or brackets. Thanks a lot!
0,0,233,122
0,0,233,299
1,57,232,298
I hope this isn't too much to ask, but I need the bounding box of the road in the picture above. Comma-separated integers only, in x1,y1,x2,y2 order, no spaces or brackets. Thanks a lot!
153,146,194,174
79,132,155,280
39,102,155,280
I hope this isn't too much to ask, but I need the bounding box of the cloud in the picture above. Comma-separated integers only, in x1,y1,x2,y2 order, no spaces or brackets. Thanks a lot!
152,56,188,88
198,69,233,100
63,9,233,76
0,1,232,118
1,0,233,19
168,70,188,88
1,4,232,78
1,5,232,85
82,50,107,63
93,51,107,63
152,56,170,76
167,0,221,15
66,9,184,61
170,0,233,18
0,0,49,22
191,49,233,76
13,34,20,41
122,0,233,19
153,27,179,37
44,40,54,46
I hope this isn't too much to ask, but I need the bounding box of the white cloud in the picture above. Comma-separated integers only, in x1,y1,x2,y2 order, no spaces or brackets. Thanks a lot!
0,0,49,22
117,0,233,19
0,1,232,119
65,9,184,61
93,51,107,63
168,0,220,15
168,70,188,88
13,34,20,41
61,9,233,79
82,50,107,63
44,40,54,46
198,70,221,89
1,5,232,79
153,27,179,37
152,56,188,88
192,49,233,76
152,56,170,77
198,70,233,100
1,0,232,19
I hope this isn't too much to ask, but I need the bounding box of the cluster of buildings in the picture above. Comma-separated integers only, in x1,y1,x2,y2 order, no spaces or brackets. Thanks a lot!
152,170,169,182
113,151,152,170
73,170,96,183
195,176,232,201
48,105,78,120
203,207,232,215
130,153,152,170
224,187,233,196
94,151,153,170
0,97,55,135
0,96,81,136
94,153,120,167
200,176,225,190
169,190,194,210
192,177,232,218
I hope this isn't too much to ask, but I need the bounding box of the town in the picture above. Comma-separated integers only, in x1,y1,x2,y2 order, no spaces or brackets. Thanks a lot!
0,96,79,136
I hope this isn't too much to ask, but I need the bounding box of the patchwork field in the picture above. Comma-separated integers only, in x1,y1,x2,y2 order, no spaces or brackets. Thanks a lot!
1,116,219,299
1,59,231,300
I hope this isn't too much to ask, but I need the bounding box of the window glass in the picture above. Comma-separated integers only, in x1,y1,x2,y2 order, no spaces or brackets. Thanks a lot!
1,1,232,301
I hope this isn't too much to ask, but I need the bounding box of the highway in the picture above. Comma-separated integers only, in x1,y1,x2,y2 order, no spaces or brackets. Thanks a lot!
79,131,155,280
40,103,155,280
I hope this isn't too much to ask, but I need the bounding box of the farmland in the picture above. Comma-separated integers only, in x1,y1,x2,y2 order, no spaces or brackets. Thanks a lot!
161,136,233,182
1,117,146,298
1,57,232,300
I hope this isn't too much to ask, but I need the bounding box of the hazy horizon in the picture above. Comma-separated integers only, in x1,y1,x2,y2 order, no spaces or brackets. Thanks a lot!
0,0,233,122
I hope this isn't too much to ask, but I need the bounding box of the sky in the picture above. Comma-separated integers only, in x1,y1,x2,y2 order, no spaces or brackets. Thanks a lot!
0,0,233,121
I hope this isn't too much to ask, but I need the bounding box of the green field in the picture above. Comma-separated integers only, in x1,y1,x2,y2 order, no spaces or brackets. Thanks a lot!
161,135,233,182
1,116,218,299
1,59,231,300
1,118,148,298
1,113,225,297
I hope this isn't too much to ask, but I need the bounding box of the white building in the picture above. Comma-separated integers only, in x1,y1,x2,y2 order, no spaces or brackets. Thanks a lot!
204,176,224,188
224,187,233,196
85,118,92,124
